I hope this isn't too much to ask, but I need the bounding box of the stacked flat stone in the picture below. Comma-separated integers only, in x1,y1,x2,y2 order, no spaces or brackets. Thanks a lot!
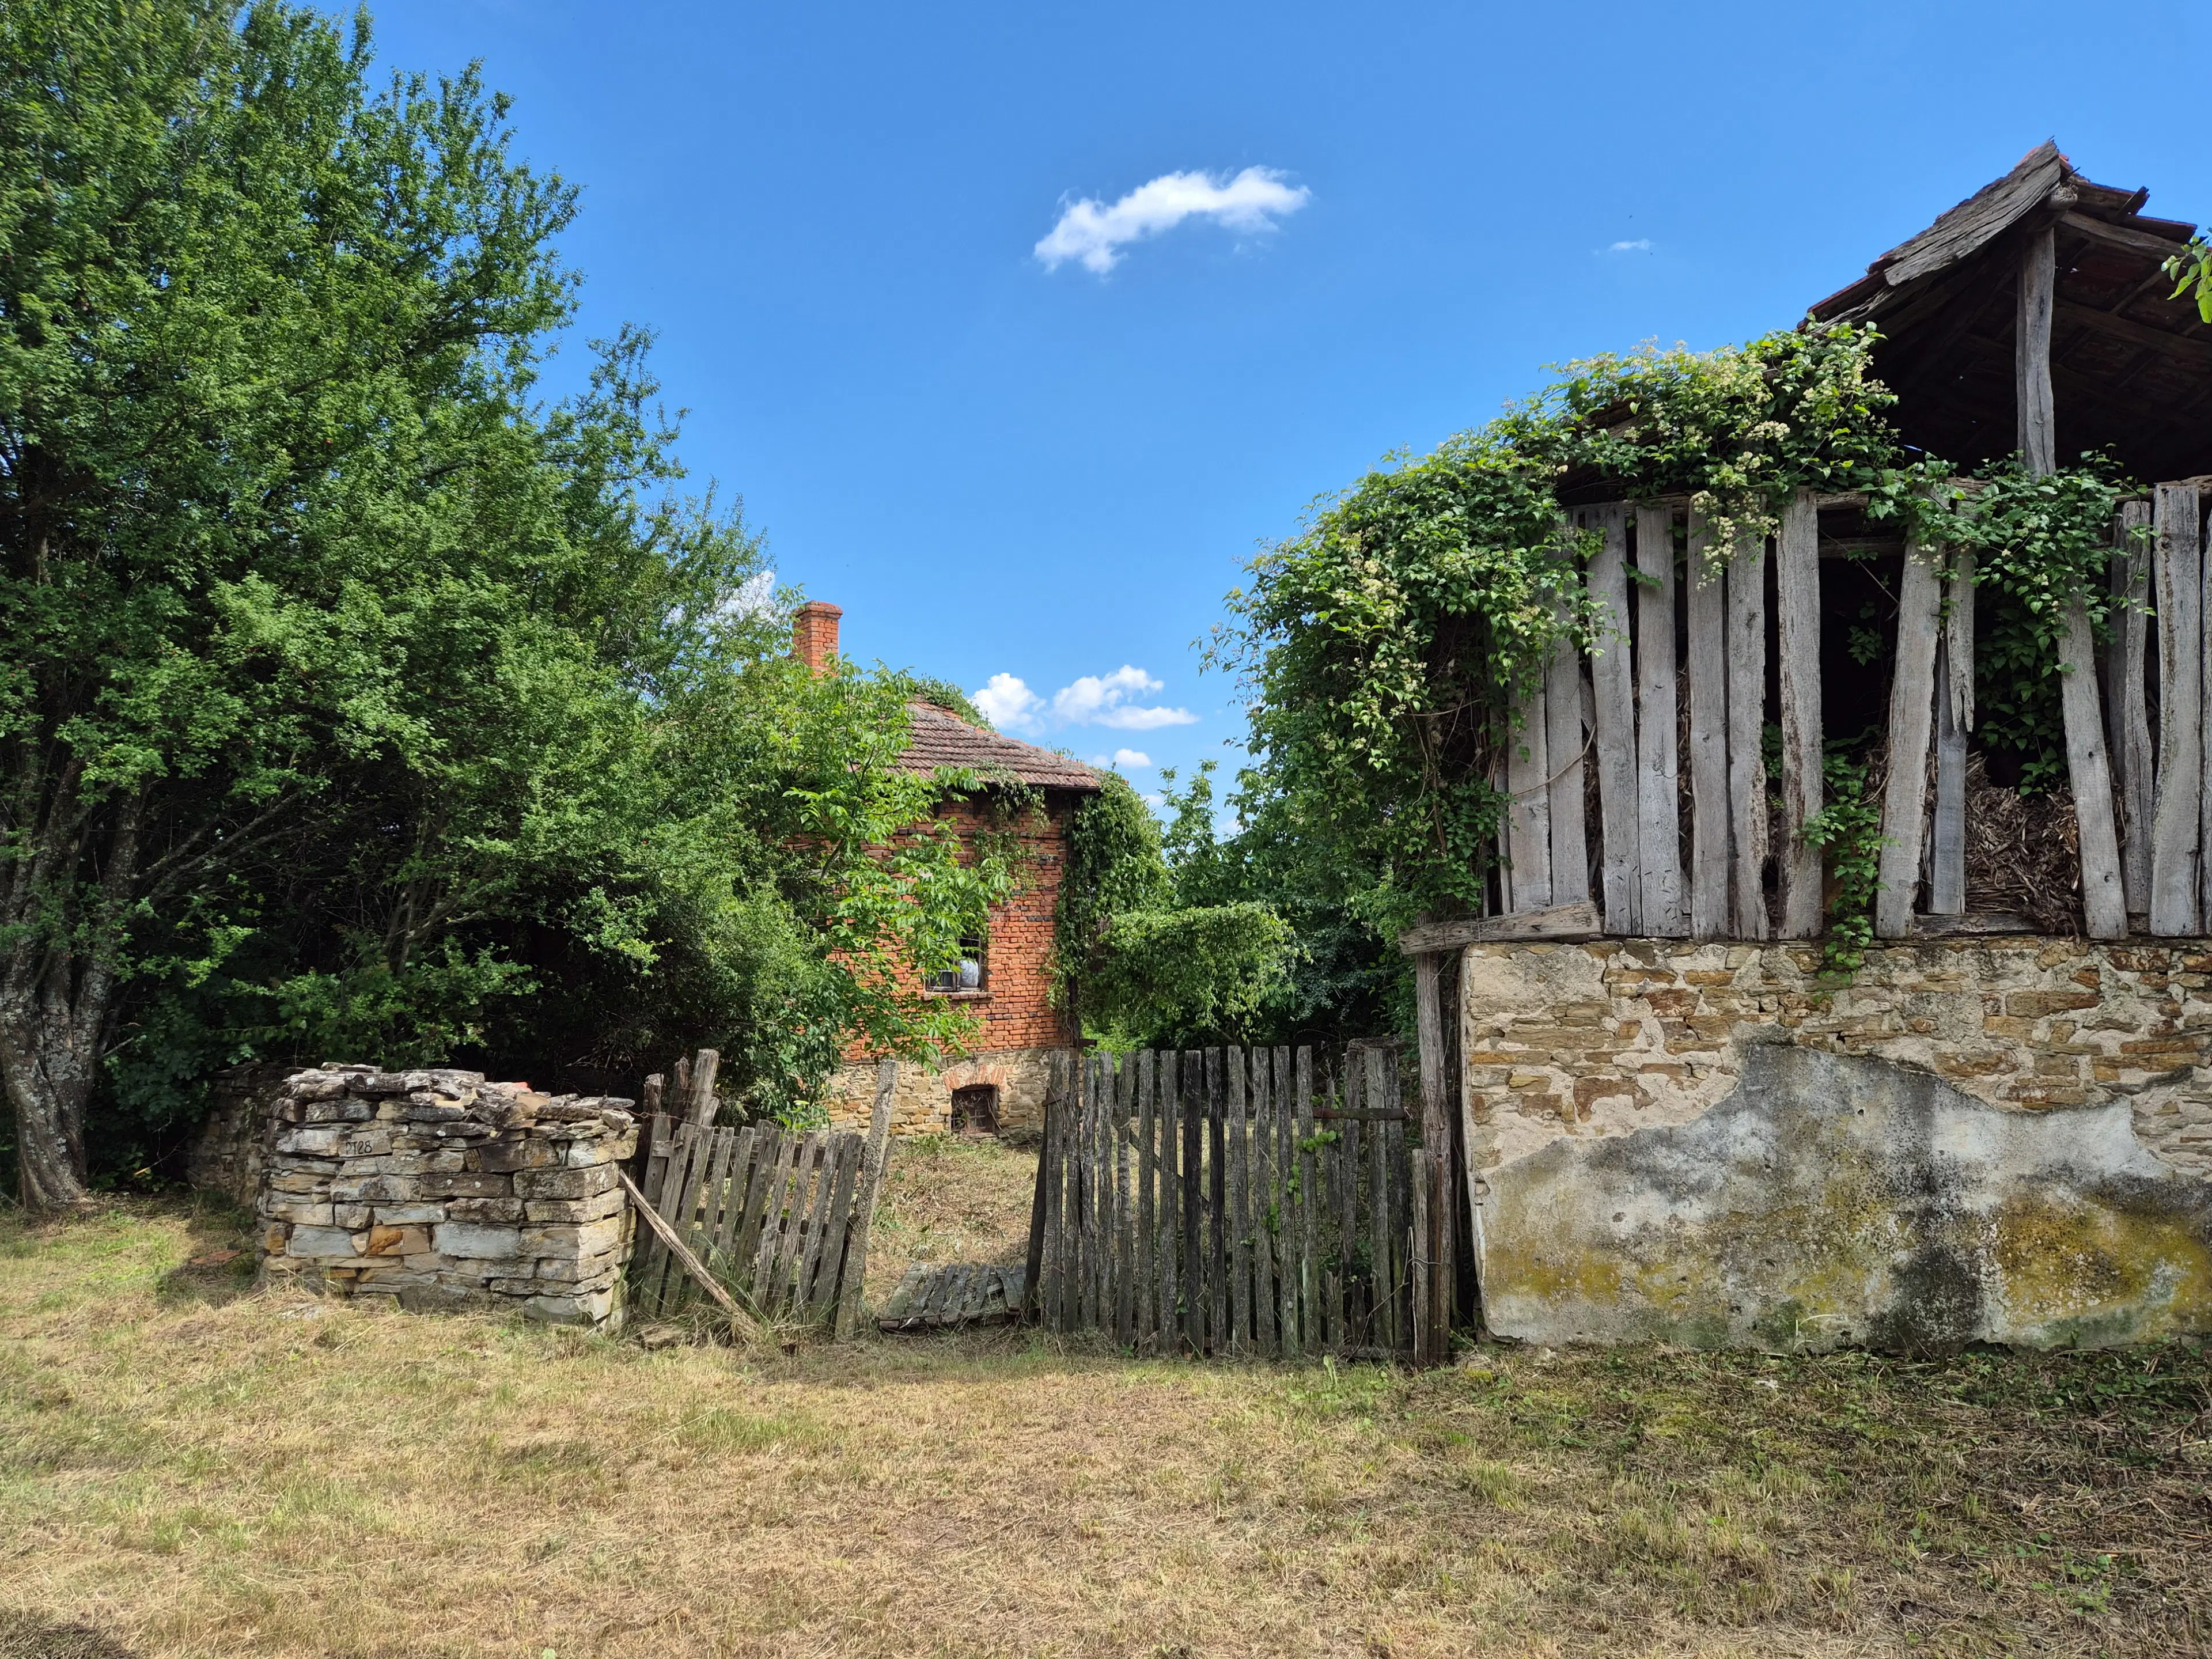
256,1065,637,1328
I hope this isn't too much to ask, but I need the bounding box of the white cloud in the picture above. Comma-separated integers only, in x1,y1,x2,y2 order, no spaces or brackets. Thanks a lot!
1602,238,1654,253
1112,748,1151,769
1035,166,1310,275
972,665,1197,735
1050,665,1197,730
972,672,1044,732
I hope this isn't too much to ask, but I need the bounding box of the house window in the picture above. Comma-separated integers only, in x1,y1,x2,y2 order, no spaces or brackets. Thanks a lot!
927,935,986,995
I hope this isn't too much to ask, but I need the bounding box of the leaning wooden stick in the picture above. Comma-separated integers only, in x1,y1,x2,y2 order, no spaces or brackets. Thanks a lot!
619,1167,760,1343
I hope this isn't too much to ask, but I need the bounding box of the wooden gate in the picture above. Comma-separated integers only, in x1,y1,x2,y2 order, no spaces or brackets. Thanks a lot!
1026,1044,1450,1362
630,1093,891,1337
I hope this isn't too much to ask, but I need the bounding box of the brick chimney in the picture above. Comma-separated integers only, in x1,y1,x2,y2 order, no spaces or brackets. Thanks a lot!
792,600,842,675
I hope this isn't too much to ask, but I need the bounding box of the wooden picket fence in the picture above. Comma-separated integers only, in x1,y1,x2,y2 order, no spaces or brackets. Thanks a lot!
630,1095,891,1336
1028,1044,1451,1362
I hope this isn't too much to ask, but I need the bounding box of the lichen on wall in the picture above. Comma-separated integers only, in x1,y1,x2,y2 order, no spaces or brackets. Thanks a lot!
1465,939,2212,1350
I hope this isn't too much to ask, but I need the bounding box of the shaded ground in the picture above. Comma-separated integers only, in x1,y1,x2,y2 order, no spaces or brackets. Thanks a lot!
2,1197,2210,1657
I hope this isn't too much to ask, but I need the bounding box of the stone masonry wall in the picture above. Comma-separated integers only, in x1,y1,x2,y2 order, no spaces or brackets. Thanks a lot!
256,1065,638,1329
187,1063,295,1209
1464,938,2212,1350
823,1044,1057,1139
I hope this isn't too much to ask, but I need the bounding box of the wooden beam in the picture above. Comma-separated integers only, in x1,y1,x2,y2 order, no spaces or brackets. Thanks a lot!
1582,505,1637,931
1397,900,1603,956
2056,209,2198,264
1633,503,1686,935
1911,911,2036,938
2017,225,2057,475
1502,675,1551,912
2059,593,2128,938
1412,953,1454,1368
2149,483,2202,935
1775,489,1824,937
1685,513,1729,940
1724,530,1769,939
1876,539,1944,937
1930,551,1975,915
2112,502,2155,914
2054,300,2212,368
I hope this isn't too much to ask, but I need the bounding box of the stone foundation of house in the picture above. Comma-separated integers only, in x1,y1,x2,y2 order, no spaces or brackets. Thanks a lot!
255,1065,638,1329
1463,937,2212,1351
823,1046,1059,1140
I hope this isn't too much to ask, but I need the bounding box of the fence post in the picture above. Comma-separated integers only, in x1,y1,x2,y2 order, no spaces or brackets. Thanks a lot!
833,1059,896,1341
1414,951,1455,1364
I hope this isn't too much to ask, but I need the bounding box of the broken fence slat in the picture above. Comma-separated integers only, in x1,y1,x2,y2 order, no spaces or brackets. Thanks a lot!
1876,537,1944,937
1724,528,1770,940
1775,488,1825,938
1633,503,1687,935
2151,483,2202,935
1584,505,1638,931
2059,593,2128,939
2113,504,2154,916
1544,604,1590,906
619,1169,758,1340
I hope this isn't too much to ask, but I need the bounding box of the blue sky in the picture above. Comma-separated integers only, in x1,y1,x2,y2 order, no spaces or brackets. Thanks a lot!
368,0,2204,791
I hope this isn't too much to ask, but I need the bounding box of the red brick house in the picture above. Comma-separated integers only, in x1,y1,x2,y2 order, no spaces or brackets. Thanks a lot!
794,601,1101,1137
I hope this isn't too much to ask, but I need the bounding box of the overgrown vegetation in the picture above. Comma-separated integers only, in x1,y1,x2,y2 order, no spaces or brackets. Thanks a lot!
1210,327,2146,1011
0,3,1008,1202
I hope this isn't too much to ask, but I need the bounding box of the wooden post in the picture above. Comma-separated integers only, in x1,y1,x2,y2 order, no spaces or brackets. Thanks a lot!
2112,503,2154,916
1544,607,1590,906
2016,224,2057,476
1412,950,1453,1365
1685,512,1729,940
1275,1047,1301,1359
832,1059,896,1341
1158,1051,1181,1353
641,1073,665,1117
2061,594,2127,938
1634,503,1687,935
1181,1050,1205,1354
1775,488,1825,937
2151,483,2202,936
1503,677,1552,912
1930,548,1975,915
1022,1056,1058,1323
1584,505,1638,931
1877,538,1945,937
685,1048,720,1128
1724,529,1769,939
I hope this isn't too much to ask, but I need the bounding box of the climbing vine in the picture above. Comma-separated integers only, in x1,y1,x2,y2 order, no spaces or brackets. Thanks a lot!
1215,321,2149,955
1795,752,1884,978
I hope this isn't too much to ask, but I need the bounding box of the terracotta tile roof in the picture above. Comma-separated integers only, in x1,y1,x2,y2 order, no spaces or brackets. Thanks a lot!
899,701,1104,791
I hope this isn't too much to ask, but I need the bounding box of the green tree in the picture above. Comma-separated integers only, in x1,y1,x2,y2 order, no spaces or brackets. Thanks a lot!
0,3,1002,1205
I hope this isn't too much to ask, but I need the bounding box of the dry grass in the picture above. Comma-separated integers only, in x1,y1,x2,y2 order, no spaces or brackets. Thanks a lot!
865,1132,1036,1300
3,1196,2211,1658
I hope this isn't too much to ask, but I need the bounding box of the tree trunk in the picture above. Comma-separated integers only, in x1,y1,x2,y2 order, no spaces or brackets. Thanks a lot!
1,789,143,1211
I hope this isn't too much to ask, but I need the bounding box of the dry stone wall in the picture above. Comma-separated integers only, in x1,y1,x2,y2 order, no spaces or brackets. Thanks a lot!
1463,938,2212,1350
256,1065,638,1329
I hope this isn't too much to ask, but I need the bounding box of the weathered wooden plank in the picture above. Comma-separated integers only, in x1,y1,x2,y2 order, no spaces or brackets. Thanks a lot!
1876,540,1945,937
691,1124,740,1275
640,1073,665,1118
1582,505,1638,931
711,1126,759,1266
2016,224,2057,476
1503,673,1552,912
1291,1052,1309,1362
1882,141,2065,288
1156,1051,1180,1352
1724,529,1770,939
804,1137,861,1316
1396,901,1600,956
1116,1052,1137,1347
1634,503,1687,935
2151,483,2203,935
1249,1048,1278,1359
2112,503,2155,915
619,1169,759,1340
1036,1056,1065,1328
1413,950,1455,1363
832,1059,897,1342
1545,608,1590,906
631,1114,679,1309
1931,635,1967,915
2060,594,2130,938
685,1048,721,1129
794,1139,845,1315
1135,1050,1157,1353
658,1124,715,1313
1021,1060,1055,1324
1181,1050,1205,1354
1776,488,1825,938
1275,1047,1301,1359
1078,1055,1100,1332
1364,1047,1393,1354
1685,512,1729,939
746,1129,801,1306
1226,1051,1251,1351
2200,490,2212,935
768,1133,825,1313
1207,1048,1228,1352
1408,1143,1433,1368
730,1124,784,1283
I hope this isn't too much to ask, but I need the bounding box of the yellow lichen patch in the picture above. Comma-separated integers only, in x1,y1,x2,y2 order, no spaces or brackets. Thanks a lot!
1989,1192,2212,1346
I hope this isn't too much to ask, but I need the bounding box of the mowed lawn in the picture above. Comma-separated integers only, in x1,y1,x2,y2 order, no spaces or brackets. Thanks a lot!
3,1172,2210,1658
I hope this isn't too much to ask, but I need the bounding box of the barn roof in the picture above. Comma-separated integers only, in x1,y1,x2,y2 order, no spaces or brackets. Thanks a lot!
898,700,1104,792
1808,140,2211,483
